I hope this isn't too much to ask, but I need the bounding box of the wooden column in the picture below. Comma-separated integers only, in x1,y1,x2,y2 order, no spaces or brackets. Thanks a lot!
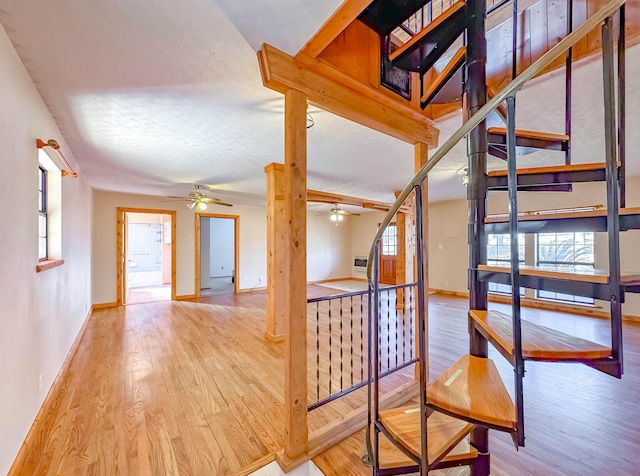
414,142,429,381
265,163,286,341
279,89,309,465
395,192,413,310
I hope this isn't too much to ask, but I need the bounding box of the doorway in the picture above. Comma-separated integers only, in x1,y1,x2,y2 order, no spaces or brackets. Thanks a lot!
195,213,239,297
117,208,176,305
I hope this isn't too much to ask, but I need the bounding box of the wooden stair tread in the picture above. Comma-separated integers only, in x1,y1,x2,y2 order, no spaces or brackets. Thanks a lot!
379,407,474,465
487,127,570,142
427,355,516,430
487,162,606,177
486,206,640,223
389,0,466,62
470,310,611,360
478,264,640,285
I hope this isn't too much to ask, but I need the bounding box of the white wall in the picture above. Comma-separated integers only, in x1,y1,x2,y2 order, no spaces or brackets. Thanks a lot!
307,213,352,281
428,177,640,316
209,218,235,277
200,217,211,288
349,211,387,279
0,24,92,474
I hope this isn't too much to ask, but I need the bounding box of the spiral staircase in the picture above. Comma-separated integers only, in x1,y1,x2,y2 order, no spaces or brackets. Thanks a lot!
364,0,635,474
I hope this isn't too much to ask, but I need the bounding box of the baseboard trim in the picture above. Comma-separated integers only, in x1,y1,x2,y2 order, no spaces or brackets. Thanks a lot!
237,286,267,294
175,294,197,301
265,331,285,343
430,289,640,322
8,306,93,476
92,301,119,309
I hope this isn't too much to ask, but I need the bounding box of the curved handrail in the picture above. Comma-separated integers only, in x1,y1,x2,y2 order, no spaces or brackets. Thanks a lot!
367,0,626,278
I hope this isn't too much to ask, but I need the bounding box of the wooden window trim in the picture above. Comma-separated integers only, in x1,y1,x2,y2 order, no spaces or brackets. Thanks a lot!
36,258,65,273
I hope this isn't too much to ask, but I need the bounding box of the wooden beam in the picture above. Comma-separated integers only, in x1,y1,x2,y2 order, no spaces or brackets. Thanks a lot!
258,44,439,147
299,0,374,58
265,163,286,341
307,189,412,214
281,89,309,462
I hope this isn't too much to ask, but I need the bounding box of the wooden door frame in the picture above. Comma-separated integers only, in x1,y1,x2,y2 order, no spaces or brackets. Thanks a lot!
195,213,240,297
116,207,177,305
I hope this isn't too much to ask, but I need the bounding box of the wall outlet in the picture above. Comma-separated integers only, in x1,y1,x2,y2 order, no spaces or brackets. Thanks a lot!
445,280,449,286
438,244,444,250
38,374,43,395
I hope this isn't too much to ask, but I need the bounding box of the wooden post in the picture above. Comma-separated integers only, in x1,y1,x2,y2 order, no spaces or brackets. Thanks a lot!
265,163,286,341
395,192,413,310
280,89,309,464
414,142,429,381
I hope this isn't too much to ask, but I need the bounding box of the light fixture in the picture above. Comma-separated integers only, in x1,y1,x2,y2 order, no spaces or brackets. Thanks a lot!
329,206,345,226
461,168,470,186
197,201,207,211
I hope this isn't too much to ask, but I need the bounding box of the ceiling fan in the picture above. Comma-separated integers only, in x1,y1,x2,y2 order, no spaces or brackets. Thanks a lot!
165,185,233,210
318,204,360,225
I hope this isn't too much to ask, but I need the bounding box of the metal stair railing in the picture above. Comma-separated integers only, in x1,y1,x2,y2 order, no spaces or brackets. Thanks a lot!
366,0,627,472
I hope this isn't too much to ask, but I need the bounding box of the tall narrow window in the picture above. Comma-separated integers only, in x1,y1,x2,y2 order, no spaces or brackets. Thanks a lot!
38,166,48,260
487,233,525,295
381,224,397,256
536,232,595,304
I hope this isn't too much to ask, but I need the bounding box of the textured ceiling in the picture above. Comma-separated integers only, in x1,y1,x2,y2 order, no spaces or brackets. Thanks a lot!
0,0,638,208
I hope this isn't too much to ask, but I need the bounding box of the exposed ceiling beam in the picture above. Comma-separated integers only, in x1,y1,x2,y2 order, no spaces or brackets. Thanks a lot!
308,189,411,213
258,44,439,147
298,0,375,58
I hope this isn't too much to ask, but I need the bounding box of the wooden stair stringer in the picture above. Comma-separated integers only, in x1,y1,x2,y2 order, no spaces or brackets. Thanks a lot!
421,46,466,107
427,354,517,431
470,309,612,361
389,0,467,72
378,407,476,467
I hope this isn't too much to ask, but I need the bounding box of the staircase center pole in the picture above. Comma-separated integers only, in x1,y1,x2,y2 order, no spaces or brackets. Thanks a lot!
465,1,490,475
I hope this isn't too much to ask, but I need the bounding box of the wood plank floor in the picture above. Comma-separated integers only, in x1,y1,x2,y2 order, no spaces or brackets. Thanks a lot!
8,288,640,475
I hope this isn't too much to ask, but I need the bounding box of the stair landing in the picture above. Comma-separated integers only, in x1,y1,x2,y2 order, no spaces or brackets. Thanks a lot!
470,309,611,361
427,354,516,431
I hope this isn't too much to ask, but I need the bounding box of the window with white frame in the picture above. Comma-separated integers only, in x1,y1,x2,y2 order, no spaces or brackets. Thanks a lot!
38,149,62,264
38,166,48,260
536,232,595,304
382,224,398,256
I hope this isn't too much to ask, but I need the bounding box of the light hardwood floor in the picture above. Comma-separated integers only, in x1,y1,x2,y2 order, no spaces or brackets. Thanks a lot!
8,288,640,475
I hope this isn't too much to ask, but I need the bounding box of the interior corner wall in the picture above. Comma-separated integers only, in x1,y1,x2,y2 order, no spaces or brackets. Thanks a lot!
307,212,352,282
0,22,92,475
428,176,640,317
349,211,387,279
200,217,211,288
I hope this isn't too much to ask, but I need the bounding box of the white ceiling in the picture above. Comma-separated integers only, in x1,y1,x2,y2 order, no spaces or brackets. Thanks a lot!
0,0,638,208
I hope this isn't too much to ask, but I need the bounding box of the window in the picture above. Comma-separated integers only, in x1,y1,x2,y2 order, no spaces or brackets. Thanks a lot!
536,232,595,304
38,166,48,260
37,148,62,269
381,224,397,256
487,233,525,295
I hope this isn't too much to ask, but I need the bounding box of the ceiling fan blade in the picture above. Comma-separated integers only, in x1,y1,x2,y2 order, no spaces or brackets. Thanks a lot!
202,198,233,207
166,196,189,200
